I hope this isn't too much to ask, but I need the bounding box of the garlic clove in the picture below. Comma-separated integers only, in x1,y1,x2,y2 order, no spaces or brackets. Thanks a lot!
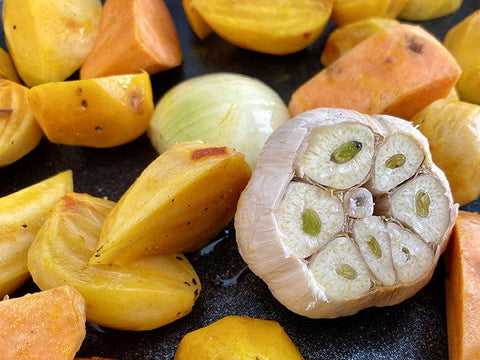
297,122,376,190
369,133,425,193
351,216,396,286
309,237,373,300
343,187,374,219
275,182,345,259
387,221,434,284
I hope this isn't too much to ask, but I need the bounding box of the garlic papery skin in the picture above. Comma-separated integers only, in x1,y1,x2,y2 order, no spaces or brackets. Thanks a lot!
235,108,457,319
148,72,290,169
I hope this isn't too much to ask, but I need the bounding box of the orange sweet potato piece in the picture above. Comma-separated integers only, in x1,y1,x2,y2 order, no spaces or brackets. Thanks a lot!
80,0,182,79
445,210,480,360
289,24,461,119
0,285,86,360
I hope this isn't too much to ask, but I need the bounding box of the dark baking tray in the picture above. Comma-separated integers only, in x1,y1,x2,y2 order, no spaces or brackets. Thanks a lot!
1,1,479,359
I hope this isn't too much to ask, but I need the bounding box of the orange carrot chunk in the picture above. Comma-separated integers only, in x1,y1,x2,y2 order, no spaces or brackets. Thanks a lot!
445,210,480,360
80,0,182,79
289,24,461,119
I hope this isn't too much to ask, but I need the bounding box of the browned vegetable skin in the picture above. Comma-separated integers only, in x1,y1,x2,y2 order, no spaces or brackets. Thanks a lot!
235,108,457,318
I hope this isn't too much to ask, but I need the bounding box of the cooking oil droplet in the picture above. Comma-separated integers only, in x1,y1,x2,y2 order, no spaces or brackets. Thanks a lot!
216,265,249,287
90,323,107,334
200,230,230,256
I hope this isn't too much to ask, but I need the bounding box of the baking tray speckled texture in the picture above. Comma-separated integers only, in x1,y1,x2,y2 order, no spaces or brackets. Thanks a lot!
1,1,479,359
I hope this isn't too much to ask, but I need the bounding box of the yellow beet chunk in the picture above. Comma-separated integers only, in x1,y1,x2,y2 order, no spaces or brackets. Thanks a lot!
444,10,480,105
0,170,73,298
0,286,86,360
174,316,304,360
0,79,43,166
191,0,333,55
399,0,463,21
28,193,201,330
3,0,101,87
331,0,407,26
92,142,251,265
0,48,20,83
182,0,212,40
412,99,480,206
321,17,399,66
28,72,153,148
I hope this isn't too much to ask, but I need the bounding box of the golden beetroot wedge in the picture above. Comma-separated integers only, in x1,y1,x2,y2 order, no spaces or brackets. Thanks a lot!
80,0,182,79
0,79,43,167
331,0,407,26
92,142,251,265
3,0,101,87
191,0,333,55
0,285,86,360
0,170,73,298
174,316,304,360
28,72,153,148
28,193,201,331
182,0,212,40
444,10,480,105
289,24,461,119
0,48,20,83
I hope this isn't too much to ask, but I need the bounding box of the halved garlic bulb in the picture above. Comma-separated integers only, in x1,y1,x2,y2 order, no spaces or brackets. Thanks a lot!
235,108,457,318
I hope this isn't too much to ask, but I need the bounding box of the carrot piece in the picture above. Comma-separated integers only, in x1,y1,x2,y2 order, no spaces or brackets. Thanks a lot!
445,210,480,360
80,0,182,79
289,24,461,119
0,286,86,360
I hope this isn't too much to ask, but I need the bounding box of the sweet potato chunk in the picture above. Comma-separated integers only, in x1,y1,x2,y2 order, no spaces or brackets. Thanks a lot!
445,210,480,360
289,24,461,119
0,285,86,360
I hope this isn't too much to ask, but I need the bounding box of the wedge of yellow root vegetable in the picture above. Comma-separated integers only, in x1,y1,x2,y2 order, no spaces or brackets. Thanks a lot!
0,285,86,360
174,316,304,360
0,170,72,298
148,73,290,169
412,99,480,206
0,79,43,167
235,108,457,318
445,210,480,360
0,48,20,83
28,72,153,148
190,0,333,55
331,0,407,26
3,0,101,87
321,18,399,67
182,0,212,40
399,0,463,21
444,10,480,105
92,142,251,265
28,193,201,330
289,24,461,120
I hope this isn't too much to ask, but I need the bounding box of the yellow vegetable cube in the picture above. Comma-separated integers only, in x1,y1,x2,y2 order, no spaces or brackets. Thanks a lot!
174,316,304,360
444,10,480,104
331,0,407,26
28,72,153,148
3,0,102,87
